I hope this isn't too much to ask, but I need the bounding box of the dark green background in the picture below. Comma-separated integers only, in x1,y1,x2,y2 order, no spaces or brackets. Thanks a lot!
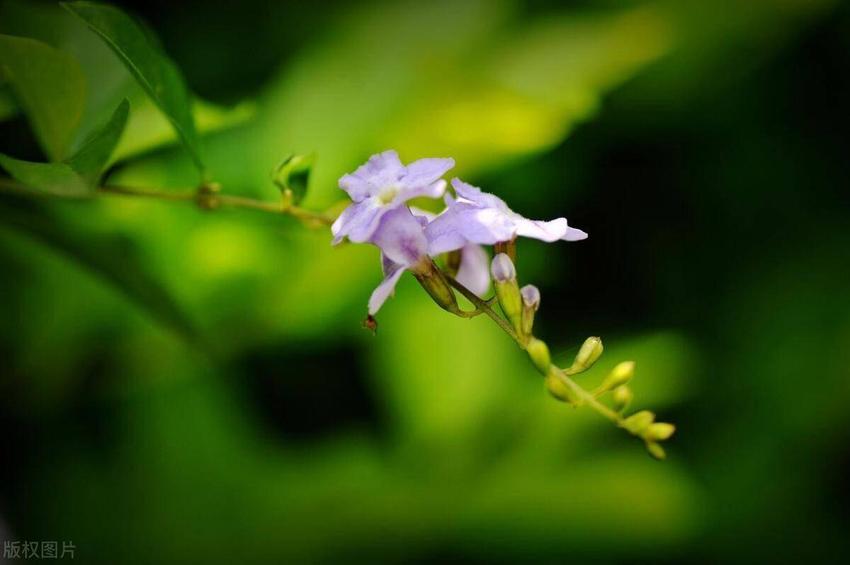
1,0,849,563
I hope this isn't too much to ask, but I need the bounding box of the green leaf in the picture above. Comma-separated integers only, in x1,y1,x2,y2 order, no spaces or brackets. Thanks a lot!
0,33,86,160
272,154,314,205
66,98,129,184
0,198,198,343
61,1,205,177
0,84,19,121
0,155,90,196
0,99,129,196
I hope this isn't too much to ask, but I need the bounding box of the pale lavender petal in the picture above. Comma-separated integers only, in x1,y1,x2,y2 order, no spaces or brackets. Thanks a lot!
409,206,437,223
514,217,568,242
424,208,473,255
339,150,404,201
332,198,385,243
381,253,403,277
562,224,589,241
370,206,428,267
521,284,541,310
491,253,516,282
401,157,454,187
395,178,446,202
461,207,517,243
455,244,490,297
368,266,407,315
451,178,510,212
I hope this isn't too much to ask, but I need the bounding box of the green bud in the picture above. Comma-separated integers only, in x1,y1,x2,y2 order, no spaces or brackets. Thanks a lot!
520,284,540,337
595,361,635,395
621,410,655,435
491,254,522,331
570,336,603,373
272,153,314,205
526,337,551,375
646,442,666,460
612,385,633,413
412,259,459,313
645,422,676,442
545,371,580,404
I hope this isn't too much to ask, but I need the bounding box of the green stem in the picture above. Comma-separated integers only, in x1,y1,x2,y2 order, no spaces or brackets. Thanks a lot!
0,177,337,226
444,274,521,342
445,270,625,428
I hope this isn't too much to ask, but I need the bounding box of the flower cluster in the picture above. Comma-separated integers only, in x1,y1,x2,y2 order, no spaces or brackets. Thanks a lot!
331,150,587,315
332,150,675,458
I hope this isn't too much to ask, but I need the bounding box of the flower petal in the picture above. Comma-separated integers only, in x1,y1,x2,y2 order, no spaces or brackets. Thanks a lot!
397,178,447,201
462,207,517,243
402,157,454,188
455,244,490,297
451,178,510,212
424,207,473,255
514,217,568,242
331,198,386,243
339,150,404,201
370,206,428,266
368,265,407,315
562,224,589,241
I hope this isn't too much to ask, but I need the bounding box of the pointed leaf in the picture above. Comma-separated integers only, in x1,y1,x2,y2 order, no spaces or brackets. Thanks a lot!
0,33,86,160
0,154,90,196
0,99,130,196
272,153,313,205
61,1,205,176
67,98,129,183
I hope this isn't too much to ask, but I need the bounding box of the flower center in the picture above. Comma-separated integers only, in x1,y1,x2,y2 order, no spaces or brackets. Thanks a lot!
378,184,399,204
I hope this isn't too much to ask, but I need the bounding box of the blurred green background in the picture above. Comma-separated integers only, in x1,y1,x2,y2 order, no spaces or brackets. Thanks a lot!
1,0,849,563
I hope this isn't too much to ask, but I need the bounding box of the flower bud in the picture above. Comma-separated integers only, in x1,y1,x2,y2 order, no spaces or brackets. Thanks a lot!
545,371,580,404
412,259,459,314
569,336,603,373
491,254,522,331
520,284,540,336
645,422,675,442
595,361,635,396
621,410,655,435
612,385,633,413
490,253,516,282
526,337,551,375
646,442,666,460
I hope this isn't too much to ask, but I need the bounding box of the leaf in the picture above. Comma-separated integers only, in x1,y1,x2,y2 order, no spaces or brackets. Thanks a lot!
0,198,198,343
272,153,314,205
0,155,90,196
61,1,205,177
0,99,130,196
0,33,86,160
66,98,129,184
0,84,19,121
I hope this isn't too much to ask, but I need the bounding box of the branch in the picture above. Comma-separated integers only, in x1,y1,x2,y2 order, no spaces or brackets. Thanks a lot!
0,177,338,227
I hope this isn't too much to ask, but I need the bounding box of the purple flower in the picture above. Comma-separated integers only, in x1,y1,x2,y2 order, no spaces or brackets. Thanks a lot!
411,207,491,298
366,206,429,315
332,150,454,244
425,178,588,255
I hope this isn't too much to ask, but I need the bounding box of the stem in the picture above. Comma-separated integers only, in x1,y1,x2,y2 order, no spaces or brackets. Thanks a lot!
445,270,625,427
444,274,521,342
0,177,337,226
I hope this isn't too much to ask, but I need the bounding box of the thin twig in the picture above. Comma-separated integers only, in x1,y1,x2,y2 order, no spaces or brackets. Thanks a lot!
0,177,337,226
444,274,521,342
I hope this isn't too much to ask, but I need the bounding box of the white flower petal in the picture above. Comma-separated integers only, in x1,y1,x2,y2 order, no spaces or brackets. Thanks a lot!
368,266,407,315
456,244,490,297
